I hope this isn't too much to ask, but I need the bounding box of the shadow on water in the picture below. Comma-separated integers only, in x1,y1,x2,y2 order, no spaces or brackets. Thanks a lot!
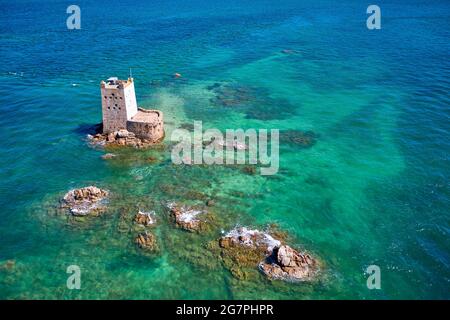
72,123,103,136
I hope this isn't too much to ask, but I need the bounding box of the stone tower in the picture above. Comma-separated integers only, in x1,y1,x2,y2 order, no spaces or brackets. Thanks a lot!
100,77,138,133
99,77,164,143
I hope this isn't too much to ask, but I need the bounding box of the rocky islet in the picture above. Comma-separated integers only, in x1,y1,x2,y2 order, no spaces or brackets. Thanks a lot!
218,226,319,281
61,186,109,216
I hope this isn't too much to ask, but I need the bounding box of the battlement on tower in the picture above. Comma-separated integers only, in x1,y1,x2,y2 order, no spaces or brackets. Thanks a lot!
101,77,134,90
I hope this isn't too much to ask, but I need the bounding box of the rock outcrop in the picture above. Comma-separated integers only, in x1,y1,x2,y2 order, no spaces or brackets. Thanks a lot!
87,129,161,149
135,232,158,251
259,245,318,282
134,210,156,226
166,202,210,232
219,227,319,282
219,227,281,255
61,186,109,216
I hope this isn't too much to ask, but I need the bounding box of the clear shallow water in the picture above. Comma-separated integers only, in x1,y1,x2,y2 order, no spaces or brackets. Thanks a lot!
0,0,449,299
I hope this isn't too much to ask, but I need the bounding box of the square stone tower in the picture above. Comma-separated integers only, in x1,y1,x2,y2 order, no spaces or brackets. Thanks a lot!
100,77,138,133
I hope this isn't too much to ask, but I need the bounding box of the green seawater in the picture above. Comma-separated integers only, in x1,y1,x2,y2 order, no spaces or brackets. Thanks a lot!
0,0,449,299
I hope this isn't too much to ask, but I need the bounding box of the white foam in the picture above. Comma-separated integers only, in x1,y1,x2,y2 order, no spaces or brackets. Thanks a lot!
178,208,202,223
166,201,177,210
167,202,203,223
225,226,281,251
138,210,156,225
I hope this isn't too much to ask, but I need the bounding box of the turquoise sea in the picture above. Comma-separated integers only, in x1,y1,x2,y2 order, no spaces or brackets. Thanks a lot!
0,0,449,299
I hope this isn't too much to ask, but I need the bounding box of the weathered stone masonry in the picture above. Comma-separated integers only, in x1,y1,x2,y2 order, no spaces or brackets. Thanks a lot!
127,108,164,142
100,77,164,142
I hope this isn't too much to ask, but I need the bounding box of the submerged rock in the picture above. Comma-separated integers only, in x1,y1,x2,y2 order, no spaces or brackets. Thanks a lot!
101,153,117,160
61,186,109,216
208,82,297,120
134,210,156,226
209,83,255,108
219,139,248,151
241,165,257,175
179,123,195,131
279,130,317,148
146,156,159,164
281,49,299,55
206,82,221,91
203,136,248,151
0,259,16,271
259,245,318,282
135,232,158,251
185,190,209,201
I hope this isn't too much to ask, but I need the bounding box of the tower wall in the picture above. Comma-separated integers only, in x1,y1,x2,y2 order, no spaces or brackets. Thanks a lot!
101,78,138,133
123,81,138,120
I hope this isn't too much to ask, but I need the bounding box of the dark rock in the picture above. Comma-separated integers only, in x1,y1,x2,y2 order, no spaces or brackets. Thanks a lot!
146,156,158,163
135,232,158,251
279,130,317,148
206,83,221,91
242,165,257,175
185,190,208,201
210,83,255,108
